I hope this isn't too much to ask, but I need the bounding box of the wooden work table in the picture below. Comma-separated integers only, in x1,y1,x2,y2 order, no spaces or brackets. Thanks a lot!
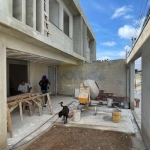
7,92,53,138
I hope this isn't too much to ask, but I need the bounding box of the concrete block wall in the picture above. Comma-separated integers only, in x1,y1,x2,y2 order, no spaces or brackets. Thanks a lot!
57,59,127,97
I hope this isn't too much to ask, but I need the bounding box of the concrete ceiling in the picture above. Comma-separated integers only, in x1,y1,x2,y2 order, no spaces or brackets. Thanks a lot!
6,49,66,66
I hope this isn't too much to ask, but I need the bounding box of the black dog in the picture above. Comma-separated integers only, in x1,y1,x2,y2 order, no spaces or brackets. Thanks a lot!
58,102,69,124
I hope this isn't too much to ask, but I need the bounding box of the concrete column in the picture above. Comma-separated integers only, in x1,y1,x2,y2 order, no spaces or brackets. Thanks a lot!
141,44,150,149
22,0,26,24
59,3,63,31
73,15,83,56
90,40,96,61
129,61,135,110
33,0,36,29
83,21,87,59
126,66,130,100
0,44,7,149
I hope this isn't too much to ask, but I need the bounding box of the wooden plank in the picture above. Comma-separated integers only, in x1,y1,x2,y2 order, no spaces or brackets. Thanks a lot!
22,102,26,114
7,108,13,138
32,100,42,109
38,101,43,116
19,102,23,122
9,104,18,113
47,93,53,115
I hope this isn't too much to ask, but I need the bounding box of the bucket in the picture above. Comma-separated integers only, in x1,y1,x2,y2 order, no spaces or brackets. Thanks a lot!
123,101,129,109
107,98,113,107
73,110,81,122
112,109,121,123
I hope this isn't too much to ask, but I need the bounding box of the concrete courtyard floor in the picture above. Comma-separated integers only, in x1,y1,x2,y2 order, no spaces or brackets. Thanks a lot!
5,96,146,150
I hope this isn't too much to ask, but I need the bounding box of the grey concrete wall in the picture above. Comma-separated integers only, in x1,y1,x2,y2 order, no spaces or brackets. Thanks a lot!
90,40,96,61
48,22,73,53
73,15,83,56
49,0,59,27
142,40,150,150
13,0,22,21
36,0,43,33
0,44,7,149
29,62,48,93
83,21,87,59
57,60,127,97
26,0,33,28
0,0,12,15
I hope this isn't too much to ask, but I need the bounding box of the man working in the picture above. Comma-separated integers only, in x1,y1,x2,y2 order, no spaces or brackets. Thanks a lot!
39,75,51,107
18,80,32,94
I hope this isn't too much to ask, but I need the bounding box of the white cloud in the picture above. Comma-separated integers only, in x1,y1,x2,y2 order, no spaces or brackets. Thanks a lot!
118,17,146,39
124,15,133,19
111,5,133,19
135,57,142,70
118,25,136,39
100,41,116,46
119,51,126,58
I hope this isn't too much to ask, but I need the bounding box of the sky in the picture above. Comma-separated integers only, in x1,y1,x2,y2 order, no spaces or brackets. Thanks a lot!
79,0,150,69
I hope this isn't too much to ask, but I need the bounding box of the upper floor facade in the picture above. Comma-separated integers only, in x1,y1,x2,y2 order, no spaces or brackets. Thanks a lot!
0,0,96,62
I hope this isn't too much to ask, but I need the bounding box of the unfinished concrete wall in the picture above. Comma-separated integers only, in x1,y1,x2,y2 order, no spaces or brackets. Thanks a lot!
90,40,96,61
26,0,33,28
48,22,73,52
141,40,150,150
13,0,22,21
29,62,48,93
73,15,83,56
57,59,126,97
0,44,7,149
36,0,43,33
49,0,59,27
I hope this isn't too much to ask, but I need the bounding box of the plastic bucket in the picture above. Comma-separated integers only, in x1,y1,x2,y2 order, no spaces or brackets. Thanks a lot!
123,101,129,109
73,110,81,122
107,98,113,107
112,109,121,123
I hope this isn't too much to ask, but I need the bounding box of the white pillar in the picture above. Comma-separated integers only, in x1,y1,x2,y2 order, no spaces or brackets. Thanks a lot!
0,44,7,149
129,61,135,110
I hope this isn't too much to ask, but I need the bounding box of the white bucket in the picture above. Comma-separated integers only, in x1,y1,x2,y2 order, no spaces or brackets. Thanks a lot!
107,98,113,107
73,110,81,122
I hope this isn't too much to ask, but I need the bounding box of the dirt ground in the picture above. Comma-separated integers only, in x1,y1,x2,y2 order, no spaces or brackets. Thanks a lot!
25,125,133,150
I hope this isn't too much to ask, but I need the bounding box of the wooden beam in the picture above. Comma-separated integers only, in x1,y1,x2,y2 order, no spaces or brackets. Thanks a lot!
19,102,23,122
7,108,13,138
47,93,53,115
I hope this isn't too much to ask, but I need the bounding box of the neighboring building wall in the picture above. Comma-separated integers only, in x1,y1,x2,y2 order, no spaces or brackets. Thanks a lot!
29,62,48,93
142,41,150,150
57,59,126,97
